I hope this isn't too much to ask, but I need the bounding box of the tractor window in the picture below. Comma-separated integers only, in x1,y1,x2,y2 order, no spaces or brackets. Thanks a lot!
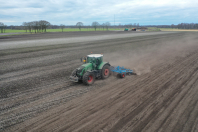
87,57,92,63
96,58,99,65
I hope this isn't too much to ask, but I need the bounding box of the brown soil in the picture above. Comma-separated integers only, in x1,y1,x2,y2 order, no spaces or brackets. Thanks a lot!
0,31,198,132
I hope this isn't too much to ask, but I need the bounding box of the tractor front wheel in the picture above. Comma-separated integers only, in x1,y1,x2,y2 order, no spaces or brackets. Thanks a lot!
101,65,110,79
83,72,95,85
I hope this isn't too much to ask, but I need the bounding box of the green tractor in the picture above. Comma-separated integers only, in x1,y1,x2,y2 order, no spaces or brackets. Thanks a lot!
70,54,111,85
124,28,128,31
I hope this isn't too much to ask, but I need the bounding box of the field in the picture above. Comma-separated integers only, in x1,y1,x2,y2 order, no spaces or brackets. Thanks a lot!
0,31,198,132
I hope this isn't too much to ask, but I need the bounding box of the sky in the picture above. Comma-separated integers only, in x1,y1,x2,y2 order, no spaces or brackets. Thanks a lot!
0,0,198,26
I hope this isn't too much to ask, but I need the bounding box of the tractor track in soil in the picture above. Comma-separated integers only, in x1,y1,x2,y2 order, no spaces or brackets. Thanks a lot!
0,31,198,132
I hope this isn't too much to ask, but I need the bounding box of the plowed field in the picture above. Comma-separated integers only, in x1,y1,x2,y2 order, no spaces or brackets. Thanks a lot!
0,31,198,132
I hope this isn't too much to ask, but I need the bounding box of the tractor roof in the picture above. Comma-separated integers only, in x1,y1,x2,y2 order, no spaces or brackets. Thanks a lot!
87,54,103,58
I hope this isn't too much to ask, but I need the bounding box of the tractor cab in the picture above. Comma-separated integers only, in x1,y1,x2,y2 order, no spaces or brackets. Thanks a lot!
82,54,103,65
87,54,103,64
81,54,103,70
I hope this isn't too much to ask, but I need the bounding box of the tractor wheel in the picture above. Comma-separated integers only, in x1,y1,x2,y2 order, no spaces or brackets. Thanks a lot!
120,73,125,78
83,72,95,85
101,65,110,79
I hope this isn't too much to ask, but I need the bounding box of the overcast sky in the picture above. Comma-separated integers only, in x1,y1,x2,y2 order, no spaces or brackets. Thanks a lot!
0,0,198,26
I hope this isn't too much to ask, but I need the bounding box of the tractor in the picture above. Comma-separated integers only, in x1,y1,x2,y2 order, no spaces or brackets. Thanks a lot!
69,54,110,85
132,28,136,31
124,28,128,31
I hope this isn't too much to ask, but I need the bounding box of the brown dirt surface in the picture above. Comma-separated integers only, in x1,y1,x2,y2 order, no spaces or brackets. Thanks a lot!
0,31,198,132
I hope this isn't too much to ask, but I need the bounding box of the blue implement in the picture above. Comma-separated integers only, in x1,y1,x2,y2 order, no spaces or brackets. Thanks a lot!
110,66,135,77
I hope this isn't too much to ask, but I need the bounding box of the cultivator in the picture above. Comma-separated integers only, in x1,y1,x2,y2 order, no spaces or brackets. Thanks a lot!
110,66,136,78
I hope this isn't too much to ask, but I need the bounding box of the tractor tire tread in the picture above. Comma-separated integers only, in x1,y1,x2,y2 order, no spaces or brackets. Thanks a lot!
101,64,110,79
83,72,95,85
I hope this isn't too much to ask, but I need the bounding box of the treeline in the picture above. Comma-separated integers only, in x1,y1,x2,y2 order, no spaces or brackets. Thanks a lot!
0,21,142,33
0,21,140,33
154,23,198,29
21,21,113,32
22,20,50,33
177,23,198,29
123,23,140,28
58,21,111,32
1,21,198,33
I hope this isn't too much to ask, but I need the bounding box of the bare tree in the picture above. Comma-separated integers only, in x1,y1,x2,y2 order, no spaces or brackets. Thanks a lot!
118,23,122,30
137,23,139,28
134,23,136,28
27,22,33,33
105,22,111,30
36,21,40,33
38,20,45,32
128,23,132,29
92,21,100,31
60,24,65,32
44,21,50,32
76,22,83,31
3,25,7,33
0,22,4,33
101,23,105,30
22,22,28,32
195,24,198,29
171,24,174,29
10,25,14,30
39,20,50,32
32,21,39,33
31,22,36,33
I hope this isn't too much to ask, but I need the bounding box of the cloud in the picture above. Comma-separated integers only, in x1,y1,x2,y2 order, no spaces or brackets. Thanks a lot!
0,0,197,25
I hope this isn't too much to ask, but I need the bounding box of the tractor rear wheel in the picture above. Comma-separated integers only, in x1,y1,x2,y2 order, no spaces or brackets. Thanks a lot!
83,72,95,85
101,65,110,79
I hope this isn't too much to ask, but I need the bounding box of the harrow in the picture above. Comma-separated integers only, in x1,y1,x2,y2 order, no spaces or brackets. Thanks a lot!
111,66,136,78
